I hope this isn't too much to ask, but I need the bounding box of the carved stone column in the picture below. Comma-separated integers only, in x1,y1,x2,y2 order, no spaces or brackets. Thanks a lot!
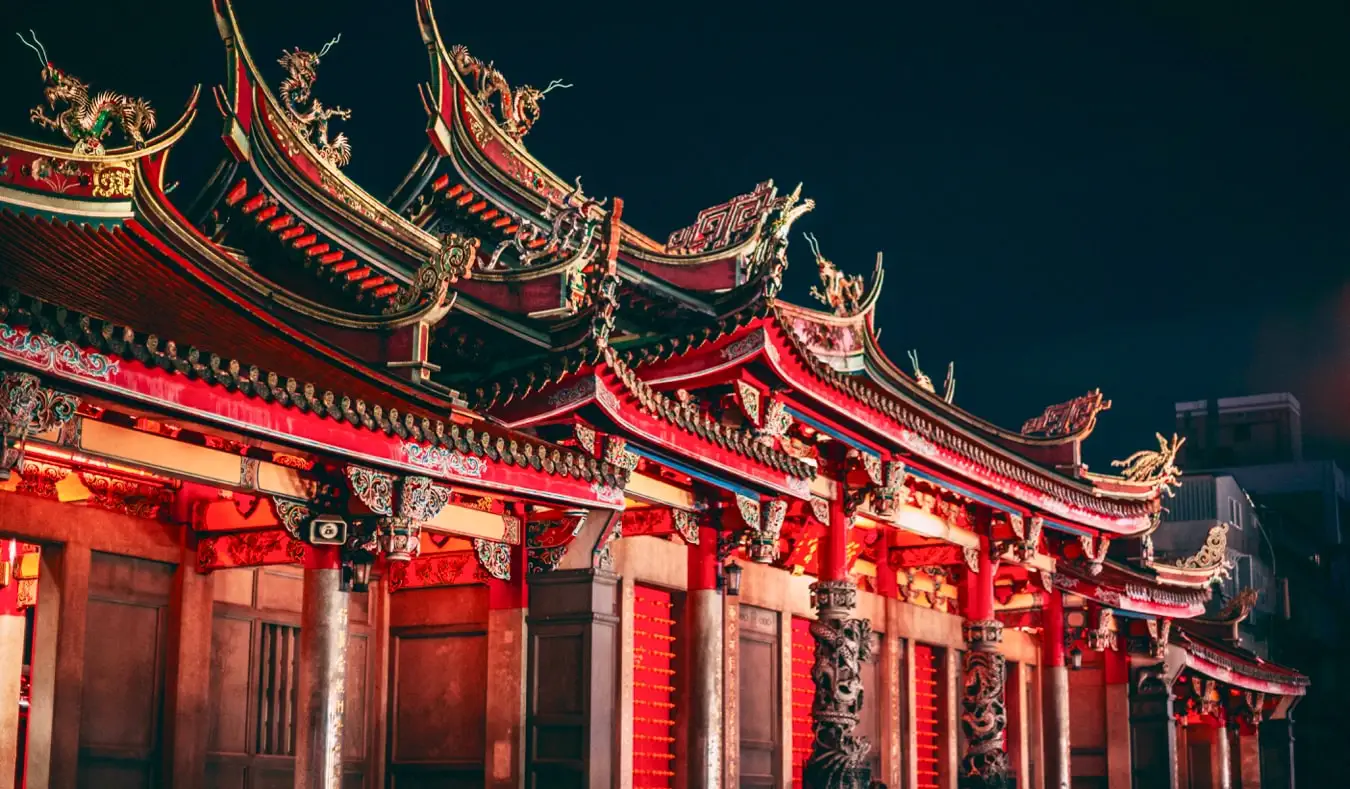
805,579,873,789
960,541,1009,789
960,620,1009,789
1214,725,1233,789
1128,664,1178,789
294,546,348,789
687,524,723,789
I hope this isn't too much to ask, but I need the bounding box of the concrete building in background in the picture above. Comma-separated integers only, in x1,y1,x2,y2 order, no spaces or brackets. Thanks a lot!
1175,394,1350,789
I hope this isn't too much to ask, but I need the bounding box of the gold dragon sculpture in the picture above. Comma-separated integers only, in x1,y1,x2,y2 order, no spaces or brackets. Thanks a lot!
449,44,570,142
277,34,352,167
803,233,865,316
19,30,156,155
1112,432,1185,496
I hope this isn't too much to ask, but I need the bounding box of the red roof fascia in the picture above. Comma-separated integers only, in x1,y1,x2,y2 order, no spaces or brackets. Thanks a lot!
496,367,811,500
0,326,622,510
1052,570,1206,619
759,323,1155,534
1179,634,1308,696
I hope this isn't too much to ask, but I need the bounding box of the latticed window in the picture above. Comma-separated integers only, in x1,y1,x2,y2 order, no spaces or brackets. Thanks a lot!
256,622,301,756
633,585,677,788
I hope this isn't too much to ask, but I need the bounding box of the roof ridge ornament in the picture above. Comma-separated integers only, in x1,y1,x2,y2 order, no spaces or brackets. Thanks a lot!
1022,389,1112,439
449,44,569,142
20,30,157,155
803,233,865,317
753,183,815,302
906,350,955,404
1111,432,1185,496
277,33,352,168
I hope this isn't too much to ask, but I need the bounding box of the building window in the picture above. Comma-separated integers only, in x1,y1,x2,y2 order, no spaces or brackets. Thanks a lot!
256,621,300,756
1237,555,1253,592
1229,498,1243,530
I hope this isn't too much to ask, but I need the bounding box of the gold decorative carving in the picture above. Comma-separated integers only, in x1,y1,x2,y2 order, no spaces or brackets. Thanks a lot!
735,381,762,426
1111,433,1185,496
574,422,597,454
90,160,134,197
1175,523,1229,571
804,233,865,316
907,350,954,403
20,32,156,155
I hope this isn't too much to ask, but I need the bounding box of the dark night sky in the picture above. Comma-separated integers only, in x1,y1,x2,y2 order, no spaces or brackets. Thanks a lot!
3,1,1348,468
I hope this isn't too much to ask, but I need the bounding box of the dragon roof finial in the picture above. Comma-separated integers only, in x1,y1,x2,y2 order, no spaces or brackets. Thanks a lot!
277,33,352,168
449,44,570,141
907,350,955,404
1113,433,1185,496
804,232,866,316
21,30,157,155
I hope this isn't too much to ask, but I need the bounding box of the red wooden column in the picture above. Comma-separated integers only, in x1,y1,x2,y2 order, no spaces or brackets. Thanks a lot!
959,535,1009,789
687,524,722,789
295,545,348,789
1041,588,1071,789
486,508,529,789
0,542,24,789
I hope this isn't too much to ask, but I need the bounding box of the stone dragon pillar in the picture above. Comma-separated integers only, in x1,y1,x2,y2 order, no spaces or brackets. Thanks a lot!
805,579,874,789
804,489,874,789
960,542,1010,789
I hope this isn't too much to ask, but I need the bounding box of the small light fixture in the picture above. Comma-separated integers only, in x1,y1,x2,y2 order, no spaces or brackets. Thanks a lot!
342,552,375,593
721,561,743,597
1069,646,1083,671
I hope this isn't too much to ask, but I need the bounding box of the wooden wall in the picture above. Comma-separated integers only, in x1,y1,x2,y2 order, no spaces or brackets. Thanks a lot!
612,535,1043,789
386,584,489,788
205,566,375,789
1069,653,1107,789
76,552,174,788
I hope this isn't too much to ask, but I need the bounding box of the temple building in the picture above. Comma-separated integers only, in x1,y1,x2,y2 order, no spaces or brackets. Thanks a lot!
0,3,1308,789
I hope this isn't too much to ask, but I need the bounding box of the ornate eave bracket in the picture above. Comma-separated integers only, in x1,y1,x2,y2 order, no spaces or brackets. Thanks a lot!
1079,533,1111,576
345,465,451,561
737,494,787,563
846,450,907,522
0,371,79,480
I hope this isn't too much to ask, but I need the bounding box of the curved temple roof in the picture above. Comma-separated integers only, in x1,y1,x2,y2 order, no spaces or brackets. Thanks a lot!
0,1,1182,537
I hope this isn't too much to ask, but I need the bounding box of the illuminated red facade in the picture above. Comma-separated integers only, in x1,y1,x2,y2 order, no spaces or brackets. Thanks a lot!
0,3,1306,788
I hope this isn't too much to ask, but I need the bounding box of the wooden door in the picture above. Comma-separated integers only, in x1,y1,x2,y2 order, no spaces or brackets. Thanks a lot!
737,604,780,787
386,585,488,789
76,552,174,788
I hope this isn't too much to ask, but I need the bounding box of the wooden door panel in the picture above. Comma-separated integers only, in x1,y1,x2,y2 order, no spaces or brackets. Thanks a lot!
208,614,254,756
80,598,165,750
78,553,172,785
738,604,780,788
205,567,375,786
391,632,487,763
